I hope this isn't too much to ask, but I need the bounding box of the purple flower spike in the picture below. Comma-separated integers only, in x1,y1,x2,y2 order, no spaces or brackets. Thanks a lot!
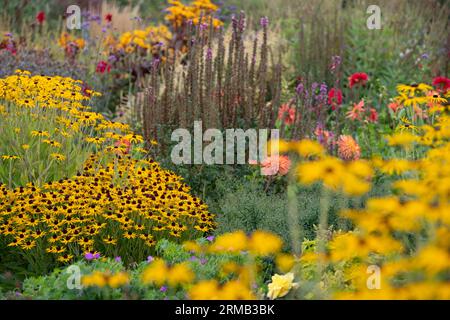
115,256,121,262
93,253,101,259
160,286,167,292
260,16,269,28
206,235,215,242
147,255,154,263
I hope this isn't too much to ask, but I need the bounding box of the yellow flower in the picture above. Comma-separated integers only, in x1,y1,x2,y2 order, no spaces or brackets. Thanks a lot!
31,130,50,137
188,280,220,300
82,271,107,288
221,280,255,300
141,259,168,286
108,272,129,288
21,144,30,150
248,230,283,256
386,132,418,147
167,262,195,286
275,253,296,273
209,231,247,253
267,273,298,300
50,153,66,162
293,139,324,157
1,155,20,160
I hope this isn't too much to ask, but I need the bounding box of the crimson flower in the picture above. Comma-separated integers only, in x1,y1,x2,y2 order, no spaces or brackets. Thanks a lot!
327,88,343,110
105,13,113,23
36,11,46,24
432,76,450,92
368,108,378,123
96,60,111,73
348,72,368,89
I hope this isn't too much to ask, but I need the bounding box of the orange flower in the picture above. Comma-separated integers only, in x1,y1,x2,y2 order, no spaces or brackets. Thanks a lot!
388,102,402,113
346,100,365,120
251,155,292,176
337,135,361,161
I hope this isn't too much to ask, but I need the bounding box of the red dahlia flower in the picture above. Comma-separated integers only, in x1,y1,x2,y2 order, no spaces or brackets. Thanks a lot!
36,11,46,24
96,60,111,73
432,76,450,92
368,108,378,123
327,88,343,110
348,72,368,89
105,13,113,23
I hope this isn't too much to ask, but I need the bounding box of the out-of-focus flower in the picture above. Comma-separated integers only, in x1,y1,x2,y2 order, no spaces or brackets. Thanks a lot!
277,104,296,125
348,72,368,89
346,100,365,120
105,13,113,23
315,125,335,147
251,155,291,176
388,102,402,113
328,88,343,110
36,11,46,24
368,108,378,123
267,273,298,300
260,16,269,28
337,135,361,161
432,76,450,93
96,60,111,73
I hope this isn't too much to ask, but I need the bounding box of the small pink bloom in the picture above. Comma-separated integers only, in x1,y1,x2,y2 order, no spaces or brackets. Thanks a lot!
277,104,296,126
260,155,291,176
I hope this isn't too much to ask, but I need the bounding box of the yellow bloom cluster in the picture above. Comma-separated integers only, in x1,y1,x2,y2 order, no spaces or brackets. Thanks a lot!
0,71,132,186
165,0,223,29
0,71,215,264
58,33,85,52
0,153,215,263
393,83,448,122
141,259,194,286
192,230,284,256
188,279,255,300
106,25,172,54
82,271,130,288
330,115,450,299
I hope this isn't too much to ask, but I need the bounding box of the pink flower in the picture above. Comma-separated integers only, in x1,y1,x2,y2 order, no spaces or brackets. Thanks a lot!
346,100,365,120
96,60,111,73
348,72,368,89
260,155,291,176
36,11,46,24
277,104,296,126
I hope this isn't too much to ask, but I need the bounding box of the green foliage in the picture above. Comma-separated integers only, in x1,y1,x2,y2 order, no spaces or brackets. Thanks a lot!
18,239,243,300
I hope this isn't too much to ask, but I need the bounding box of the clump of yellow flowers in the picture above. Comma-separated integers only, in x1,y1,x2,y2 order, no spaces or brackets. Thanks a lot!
82,270,130,289
0,71,215,269
266,93,450,299
105,25,173,55
165,0,223,29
